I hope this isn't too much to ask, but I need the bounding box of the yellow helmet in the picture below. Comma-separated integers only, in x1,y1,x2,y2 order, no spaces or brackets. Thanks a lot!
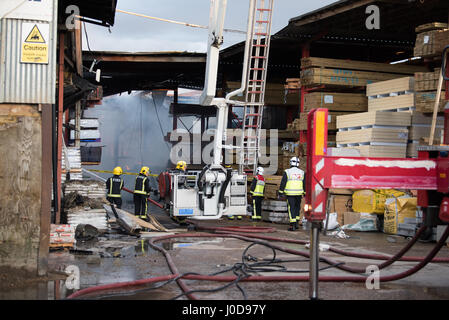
113,166,123,175
176,161,187,171
140,166,150,175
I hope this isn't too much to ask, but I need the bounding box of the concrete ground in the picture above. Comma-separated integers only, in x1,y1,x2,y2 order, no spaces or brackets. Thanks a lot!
1,203,449,300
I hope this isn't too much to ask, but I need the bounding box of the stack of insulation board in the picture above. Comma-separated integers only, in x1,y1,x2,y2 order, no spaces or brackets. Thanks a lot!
69,118,100,142
365,77,444,157
261,200,289,224
67,208,108,231
367,77,415,112
336,111,411,158
64,180,107,199
62,147,82,183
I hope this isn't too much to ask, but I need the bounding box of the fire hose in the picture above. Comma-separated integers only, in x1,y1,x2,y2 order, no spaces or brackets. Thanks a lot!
66,224,449,300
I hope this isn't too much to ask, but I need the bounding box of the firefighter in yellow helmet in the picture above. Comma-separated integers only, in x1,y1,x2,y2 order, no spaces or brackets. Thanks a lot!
173,160,188,189
134,166,152,219
106,166,124,208
279,157,305,231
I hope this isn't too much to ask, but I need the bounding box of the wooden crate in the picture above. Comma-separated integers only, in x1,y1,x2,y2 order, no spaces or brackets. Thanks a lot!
303,92,367,112
366,77,414,97
336,111,411,129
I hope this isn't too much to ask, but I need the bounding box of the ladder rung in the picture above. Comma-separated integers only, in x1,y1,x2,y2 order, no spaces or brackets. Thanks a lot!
257,8,272,11
256,20,269,23
251,56,267,59
246,113,261,117
245,125,258,128
249,79,264,82
255,33,268,36
253,44,268,47
250,68,265,71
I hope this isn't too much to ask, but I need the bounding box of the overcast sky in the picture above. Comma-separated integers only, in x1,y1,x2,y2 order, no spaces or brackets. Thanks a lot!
82,0,338,52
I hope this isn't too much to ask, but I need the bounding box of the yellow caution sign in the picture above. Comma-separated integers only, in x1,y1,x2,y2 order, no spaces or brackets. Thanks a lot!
21,23,49,64
25,25,46,43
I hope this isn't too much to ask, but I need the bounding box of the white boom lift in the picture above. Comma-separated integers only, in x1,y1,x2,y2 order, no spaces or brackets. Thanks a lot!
168,0,274,220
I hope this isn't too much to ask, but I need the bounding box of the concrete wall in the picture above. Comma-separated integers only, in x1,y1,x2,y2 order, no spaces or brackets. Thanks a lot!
0,104,42,272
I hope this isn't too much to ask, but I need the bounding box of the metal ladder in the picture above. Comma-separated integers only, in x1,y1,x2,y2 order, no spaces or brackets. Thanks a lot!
238,0,274,174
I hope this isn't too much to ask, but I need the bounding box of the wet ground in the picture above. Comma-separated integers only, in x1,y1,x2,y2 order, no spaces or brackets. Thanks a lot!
1,203,449,300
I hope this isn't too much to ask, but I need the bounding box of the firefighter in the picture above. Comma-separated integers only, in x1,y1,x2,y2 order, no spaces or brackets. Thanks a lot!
106,166,124,209
250,166,265,221
134,166,152,219
173,160,188,188
279,157,305,231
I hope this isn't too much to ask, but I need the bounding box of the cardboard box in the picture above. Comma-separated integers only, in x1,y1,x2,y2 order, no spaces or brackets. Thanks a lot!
344,211,361,226
329,195,352,225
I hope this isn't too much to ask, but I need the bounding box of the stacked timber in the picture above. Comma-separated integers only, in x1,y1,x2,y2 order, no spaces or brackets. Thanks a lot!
413,23,449,114
300,57,426,88
414,23,449,58
336,111,411,158
414,70,447,113
284,78,300,90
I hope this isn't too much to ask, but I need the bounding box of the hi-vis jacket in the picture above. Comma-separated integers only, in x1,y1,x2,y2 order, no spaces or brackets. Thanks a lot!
250,174,265,197
134,173,151,195
279,167,305,196
106,175,124,198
